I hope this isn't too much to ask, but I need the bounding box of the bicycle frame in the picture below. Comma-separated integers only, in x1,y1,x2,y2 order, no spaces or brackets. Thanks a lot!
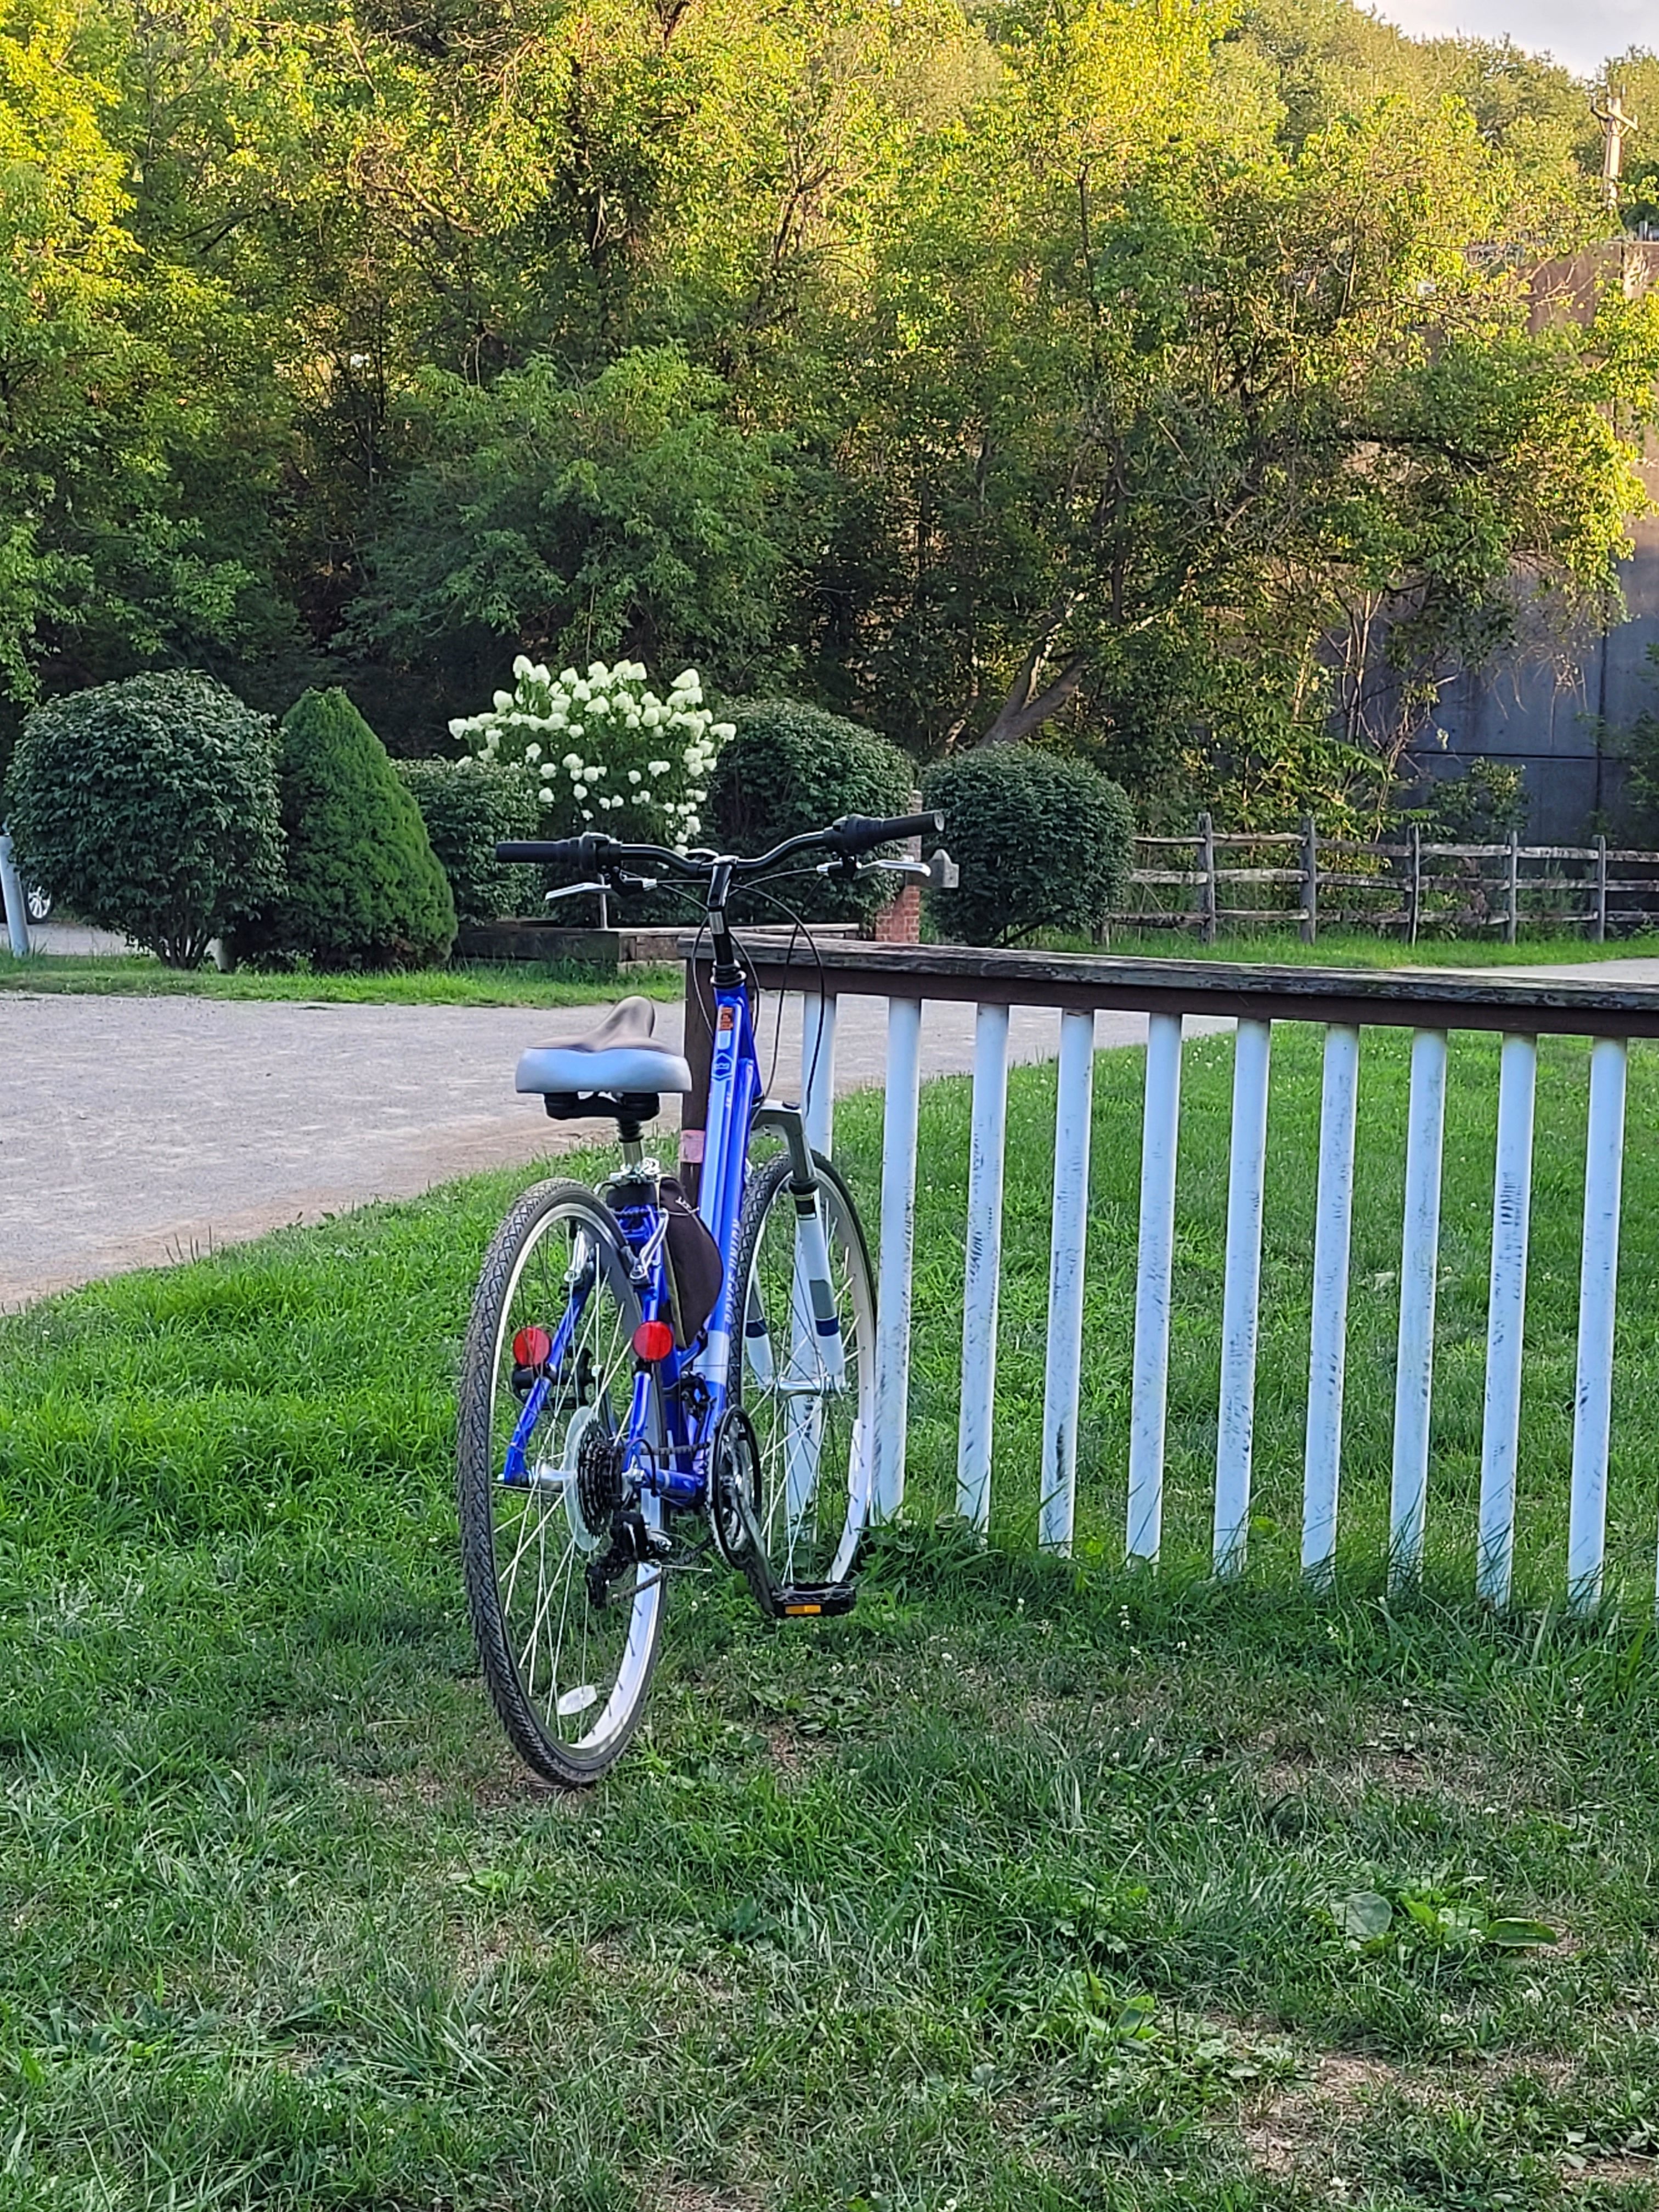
500,961,836,1520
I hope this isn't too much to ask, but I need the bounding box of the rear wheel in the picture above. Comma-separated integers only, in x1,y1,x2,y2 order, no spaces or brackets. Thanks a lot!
724,1150,876,1594
457,1180,664,1786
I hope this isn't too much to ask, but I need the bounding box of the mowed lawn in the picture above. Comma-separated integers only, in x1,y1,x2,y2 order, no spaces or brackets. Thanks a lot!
5,1032,1659,2209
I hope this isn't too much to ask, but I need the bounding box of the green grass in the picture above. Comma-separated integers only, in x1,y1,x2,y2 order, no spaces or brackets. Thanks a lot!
0,953,682,1006
8,926,1656,1012
1088,926,1659,969
5,1039,1659,2208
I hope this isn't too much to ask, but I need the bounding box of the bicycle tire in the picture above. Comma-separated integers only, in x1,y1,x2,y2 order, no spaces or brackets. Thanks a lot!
457,1178,664,1786
724,1149,877,1596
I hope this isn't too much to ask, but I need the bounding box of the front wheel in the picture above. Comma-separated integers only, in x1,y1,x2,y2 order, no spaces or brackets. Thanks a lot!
456,1179,665,1786
725,1150,877,1595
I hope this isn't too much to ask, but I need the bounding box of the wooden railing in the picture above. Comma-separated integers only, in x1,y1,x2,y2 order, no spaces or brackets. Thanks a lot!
682,938,1659,1607
1122,815,1659,943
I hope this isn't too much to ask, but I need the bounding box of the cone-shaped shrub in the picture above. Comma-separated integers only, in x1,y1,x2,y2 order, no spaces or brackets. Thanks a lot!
241,689,455,968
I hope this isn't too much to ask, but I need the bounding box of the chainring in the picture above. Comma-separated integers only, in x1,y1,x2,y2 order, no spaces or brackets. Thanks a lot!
707,1405,762,1568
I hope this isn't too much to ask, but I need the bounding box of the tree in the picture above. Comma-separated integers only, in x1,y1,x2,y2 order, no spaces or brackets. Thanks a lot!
351,348,793,723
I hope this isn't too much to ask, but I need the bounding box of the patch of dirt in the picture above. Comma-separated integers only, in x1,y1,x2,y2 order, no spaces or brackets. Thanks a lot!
1562,2152,1658,2194
649,2181,760,2211
758,1719,818,1785
1240,2051,1405,2177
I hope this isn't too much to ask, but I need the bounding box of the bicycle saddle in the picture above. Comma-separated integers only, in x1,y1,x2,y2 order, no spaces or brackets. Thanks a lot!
515,995,694,1099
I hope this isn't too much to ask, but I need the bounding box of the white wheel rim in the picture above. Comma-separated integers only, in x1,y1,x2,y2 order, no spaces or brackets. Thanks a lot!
489,1199,662,1759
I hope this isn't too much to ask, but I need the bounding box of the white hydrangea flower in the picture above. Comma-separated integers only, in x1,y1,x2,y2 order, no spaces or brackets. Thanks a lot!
628,769,642,785
571,680,591,704
586,763,604,780
561,752,583,771
574,783,588,800
710,722,735,742
567,723,584,740
588,695,610,717
493,690,512,711
582,808,595,822
648,759,670,777
524,743,542,761
513,654,533,679
560,668,579,686
539,787,556,807
448,716,467,738
588,662,610,684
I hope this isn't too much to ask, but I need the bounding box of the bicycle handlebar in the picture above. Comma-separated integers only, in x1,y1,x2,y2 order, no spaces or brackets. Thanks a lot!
495,810,944,878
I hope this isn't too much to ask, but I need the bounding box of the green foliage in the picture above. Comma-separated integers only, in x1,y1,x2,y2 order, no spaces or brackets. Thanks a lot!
1408,757,1531,842
394,759,541,926
351,351,791,724
240,690,455,969
1331,1882,1559,1956
1612,643,1659,841
2,671,283,967
1,0,1651,832
709,701,916,922
921,747,1134,946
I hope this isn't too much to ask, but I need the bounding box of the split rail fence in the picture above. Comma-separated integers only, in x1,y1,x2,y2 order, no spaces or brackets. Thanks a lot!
682,940,1659,1609
1121,815,1659,943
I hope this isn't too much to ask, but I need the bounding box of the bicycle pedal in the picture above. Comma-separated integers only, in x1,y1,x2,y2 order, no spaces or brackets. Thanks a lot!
775,1582,857,1618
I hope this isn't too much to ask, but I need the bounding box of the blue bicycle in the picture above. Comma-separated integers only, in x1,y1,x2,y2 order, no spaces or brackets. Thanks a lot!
456,809,941,1785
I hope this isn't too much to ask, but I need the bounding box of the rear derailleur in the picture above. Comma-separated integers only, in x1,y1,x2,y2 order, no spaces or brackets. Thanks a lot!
585,1506,673,1609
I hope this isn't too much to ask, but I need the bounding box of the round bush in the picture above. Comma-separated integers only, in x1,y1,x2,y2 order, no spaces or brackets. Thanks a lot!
240,689,455,968
709,701,916,923
396,758,541,925
921,746,1135,946
3,672,284,968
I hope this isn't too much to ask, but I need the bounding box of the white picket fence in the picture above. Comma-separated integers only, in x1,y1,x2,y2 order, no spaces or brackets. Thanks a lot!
683,942,1659,1609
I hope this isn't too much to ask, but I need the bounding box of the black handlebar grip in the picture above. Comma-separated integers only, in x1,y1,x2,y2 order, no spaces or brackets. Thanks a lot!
495,838,586,862
832,810,945,851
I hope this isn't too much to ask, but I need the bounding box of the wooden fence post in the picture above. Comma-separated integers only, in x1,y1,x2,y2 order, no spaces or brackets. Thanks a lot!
1595,835,1609,944
1301,816,1318,945
1198,812,1217,945
1505,829,1520,945
1407,824,1421,947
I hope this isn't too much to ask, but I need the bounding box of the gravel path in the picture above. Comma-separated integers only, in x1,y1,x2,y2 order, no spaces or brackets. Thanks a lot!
0,988,1227,1308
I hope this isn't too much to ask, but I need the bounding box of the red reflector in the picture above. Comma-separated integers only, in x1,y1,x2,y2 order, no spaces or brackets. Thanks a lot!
632,1319,675,1362
512,1325,553,1369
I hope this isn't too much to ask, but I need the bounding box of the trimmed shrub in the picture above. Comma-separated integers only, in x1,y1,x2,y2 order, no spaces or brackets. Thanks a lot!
708,701,916,923
396,759,541,924
922,746,1135,946
240,689,455,968
3,672,284,968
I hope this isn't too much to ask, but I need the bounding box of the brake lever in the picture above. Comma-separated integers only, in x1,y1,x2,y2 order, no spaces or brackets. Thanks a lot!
543,881,610,904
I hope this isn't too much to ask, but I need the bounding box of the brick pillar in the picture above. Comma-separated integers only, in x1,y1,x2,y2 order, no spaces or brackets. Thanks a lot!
871,797,924,942
873,884,921,943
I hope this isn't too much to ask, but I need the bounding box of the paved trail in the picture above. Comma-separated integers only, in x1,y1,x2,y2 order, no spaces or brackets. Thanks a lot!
8,955,1656,1310
0,988,1226,1308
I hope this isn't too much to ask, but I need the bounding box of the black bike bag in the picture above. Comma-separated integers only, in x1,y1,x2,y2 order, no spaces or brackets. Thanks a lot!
659,1176,724,1347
